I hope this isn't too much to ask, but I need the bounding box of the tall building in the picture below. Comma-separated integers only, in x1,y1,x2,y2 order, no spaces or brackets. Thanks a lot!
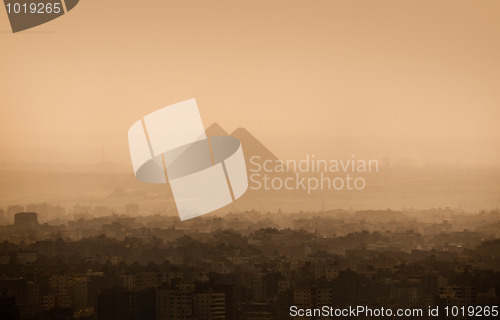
14,212,38,229
194,292,225,320
71,277,88,311
156,284,195,320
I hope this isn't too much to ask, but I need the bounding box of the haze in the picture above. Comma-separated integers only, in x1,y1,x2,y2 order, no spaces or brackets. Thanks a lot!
1,0,499,166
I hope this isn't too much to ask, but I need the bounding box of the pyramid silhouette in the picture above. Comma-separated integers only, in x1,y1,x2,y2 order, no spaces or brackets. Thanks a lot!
107,187,129,199
231,127,278,163
205,123,229,136
205,123,277,164
118,123,280,201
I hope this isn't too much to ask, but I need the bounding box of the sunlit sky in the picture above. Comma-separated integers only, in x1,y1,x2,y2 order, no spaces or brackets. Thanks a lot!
1,0,499,166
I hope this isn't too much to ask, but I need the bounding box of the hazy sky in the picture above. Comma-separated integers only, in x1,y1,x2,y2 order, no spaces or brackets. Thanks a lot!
1,0,499,165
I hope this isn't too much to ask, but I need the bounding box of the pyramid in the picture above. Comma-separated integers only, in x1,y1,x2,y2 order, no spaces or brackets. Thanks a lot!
205,123,229,136
120,124,281,202
231,127,278,162
106,187,129,199
204,123,277,162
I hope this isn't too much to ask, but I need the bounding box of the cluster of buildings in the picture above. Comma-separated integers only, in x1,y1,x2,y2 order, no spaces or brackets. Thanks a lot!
0,207,498,319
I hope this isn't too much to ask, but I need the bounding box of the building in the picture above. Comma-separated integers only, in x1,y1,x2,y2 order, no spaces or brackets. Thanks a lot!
156,283,226,320
439,286,477,305
156,284,195,320
14,212,38,229
194,292,225,320
98,288,155,320
16,251,37,265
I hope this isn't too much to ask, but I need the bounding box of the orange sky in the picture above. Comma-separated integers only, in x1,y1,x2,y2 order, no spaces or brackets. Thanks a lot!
1,0,499,166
